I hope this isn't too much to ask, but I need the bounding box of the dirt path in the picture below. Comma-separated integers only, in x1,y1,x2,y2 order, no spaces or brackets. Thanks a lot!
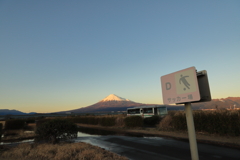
76,123,240,149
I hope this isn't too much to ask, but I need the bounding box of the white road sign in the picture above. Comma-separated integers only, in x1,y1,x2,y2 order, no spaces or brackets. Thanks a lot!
161,67,200,104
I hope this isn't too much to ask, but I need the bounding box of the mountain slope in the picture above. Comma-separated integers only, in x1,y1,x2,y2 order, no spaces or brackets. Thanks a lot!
69,94,156,113
66,95,240,113
0,109,27,115
192,97,240,109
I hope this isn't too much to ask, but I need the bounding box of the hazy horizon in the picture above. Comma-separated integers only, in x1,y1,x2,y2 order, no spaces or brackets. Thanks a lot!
1,94,239,114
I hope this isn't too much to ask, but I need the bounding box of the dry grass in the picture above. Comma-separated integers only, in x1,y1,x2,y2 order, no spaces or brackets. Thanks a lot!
2,123,36,142
0,142,128,160
158,115,173,131
157,110,240,136
2,130,35,141
115,115,126,127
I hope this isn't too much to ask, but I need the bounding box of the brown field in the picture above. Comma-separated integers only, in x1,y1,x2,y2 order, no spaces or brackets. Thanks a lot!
0,142,128,160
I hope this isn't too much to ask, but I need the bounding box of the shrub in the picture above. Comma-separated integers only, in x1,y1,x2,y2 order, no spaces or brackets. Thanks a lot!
193,110,240,136
144,115,161,126
69,116,117,126
0,123,2,141
99,117,116,126
35,118,49,128
25,118,35,124
171,111,187,131
5,119,25,130
35,119,78,144
124,116,143,128
158,115,173,131
115,115,125,127
70,116,98,125
158,110,240,136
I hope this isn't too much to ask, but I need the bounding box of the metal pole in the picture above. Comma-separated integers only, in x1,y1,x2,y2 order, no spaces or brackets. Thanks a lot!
184,102,199,160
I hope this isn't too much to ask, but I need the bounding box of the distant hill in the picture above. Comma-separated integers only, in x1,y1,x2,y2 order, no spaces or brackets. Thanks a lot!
0,109,36,115
0,109,26,115
192,97,240,110
167,97,240,110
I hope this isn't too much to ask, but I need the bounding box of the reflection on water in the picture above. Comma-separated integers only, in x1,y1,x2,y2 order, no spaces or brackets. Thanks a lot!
77,127,144,137
143,137,164,140
0,139,34,145
77,127,120,136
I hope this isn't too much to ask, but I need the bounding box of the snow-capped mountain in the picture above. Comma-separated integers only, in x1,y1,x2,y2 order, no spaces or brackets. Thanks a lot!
100,94,131,102
67,94,155,113
64,95,240,113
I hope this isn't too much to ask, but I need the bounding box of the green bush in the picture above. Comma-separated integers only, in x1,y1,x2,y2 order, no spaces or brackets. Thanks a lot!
5,119,25,130
35,119,78,144
124,116,143,128
144,115,161,126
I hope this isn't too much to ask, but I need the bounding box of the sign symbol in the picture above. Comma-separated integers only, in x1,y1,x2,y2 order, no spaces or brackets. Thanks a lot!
179,75,190,90
188,94,193,100
172,98,176,102
161,67,201,104
166,82,171,90
168,98,171,102
177,96,181,101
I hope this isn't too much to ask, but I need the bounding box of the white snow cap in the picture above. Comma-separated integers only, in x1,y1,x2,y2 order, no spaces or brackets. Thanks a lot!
101,94,131,102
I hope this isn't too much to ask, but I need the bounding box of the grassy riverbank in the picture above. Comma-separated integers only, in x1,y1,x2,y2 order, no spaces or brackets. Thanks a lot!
76,123,240,149
1,110,239,159
0,142,128,160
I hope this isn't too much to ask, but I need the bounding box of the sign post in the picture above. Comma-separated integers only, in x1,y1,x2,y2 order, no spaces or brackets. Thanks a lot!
161,66,210,160
184,102,199,160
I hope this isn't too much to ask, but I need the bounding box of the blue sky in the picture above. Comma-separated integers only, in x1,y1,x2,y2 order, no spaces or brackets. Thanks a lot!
0,0,239,113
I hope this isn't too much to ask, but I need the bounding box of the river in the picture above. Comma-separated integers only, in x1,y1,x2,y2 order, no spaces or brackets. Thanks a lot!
1,127,240,160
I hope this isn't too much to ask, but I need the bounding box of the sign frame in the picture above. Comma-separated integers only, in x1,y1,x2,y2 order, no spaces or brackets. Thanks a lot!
161,66,200,105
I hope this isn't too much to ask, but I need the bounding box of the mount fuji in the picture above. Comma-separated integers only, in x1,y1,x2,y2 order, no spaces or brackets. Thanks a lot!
67,94,155,113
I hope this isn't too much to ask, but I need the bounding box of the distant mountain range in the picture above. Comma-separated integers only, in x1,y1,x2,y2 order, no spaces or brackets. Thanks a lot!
192,97,240,110
1,95,240,115
167,97,240,110
0,109,36,116
64,94,240,113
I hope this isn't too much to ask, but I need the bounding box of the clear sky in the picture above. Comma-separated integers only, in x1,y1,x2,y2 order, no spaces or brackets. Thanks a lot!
0,0,239,113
